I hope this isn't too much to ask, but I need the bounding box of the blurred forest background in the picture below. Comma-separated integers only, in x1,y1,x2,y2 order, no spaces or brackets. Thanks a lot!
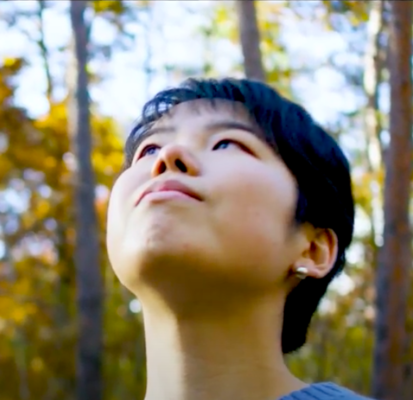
1,1,413,400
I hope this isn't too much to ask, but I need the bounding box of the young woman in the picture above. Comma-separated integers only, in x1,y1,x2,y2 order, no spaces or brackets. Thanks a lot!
107,78,373,400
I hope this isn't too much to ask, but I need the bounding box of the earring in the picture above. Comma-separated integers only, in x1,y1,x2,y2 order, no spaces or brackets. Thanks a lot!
295,266,308,280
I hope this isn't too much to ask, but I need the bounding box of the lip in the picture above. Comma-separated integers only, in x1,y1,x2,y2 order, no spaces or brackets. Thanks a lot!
136,179,203,206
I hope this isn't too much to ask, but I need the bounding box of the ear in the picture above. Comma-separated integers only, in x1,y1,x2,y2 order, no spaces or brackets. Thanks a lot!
293,228,338,279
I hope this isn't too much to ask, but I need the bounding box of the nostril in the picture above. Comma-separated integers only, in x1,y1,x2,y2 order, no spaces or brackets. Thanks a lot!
158,161,167,174
175,159,187,173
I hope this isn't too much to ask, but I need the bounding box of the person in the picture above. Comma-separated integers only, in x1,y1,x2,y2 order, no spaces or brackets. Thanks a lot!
107,78,373,400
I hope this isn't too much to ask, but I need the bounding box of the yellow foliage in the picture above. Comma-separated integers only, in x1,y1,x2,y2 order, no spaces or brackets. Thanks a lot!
92,0,126,14
321,0,370,27
0,1,411,399
0,47,128,399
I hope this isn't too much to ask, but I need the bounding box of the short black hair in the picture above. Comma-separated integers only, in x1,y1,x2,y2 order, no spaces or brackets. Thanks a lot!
124,78,355,354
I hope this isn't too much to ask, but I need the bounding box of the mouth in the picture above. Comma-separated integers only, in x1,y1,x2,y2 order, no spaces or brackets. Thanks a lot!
136,179,203,206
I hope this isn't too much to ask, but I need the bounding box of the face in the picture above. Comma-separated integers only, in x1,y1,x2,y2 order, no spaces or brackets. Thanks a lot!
107,100,310,308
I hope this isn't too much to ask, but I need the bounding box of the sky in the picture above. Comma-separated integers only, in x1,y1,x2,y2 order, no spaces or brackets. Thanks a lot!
0,0,365,299
0,1,361,130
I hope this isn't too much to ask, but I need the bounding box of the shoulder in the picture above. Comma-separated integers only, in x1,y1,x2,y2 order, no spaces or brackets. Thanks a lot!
280,382,376,400
325,383,375,399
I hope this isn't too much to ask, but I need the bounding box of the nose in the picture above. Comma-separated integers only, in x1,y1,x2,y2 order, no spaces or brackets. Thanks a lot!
151,144,201,177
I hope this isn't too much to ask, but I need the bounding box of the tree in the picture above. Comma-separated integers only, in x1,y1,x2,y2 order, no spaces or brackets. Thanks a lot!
2,1,413,398
363,0,386,253
69,2,103,400
235,0,266,81
372,1,412,399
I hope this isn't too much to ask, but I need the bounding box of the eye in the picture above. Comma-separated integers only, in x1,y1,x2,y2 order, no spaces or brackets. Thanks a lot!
138,144,161,159
212,139,243,151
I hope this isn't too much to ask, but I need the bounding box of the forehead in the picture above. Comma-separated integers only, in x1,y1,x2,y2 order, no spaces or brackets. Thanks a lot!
123,98,267,168
152,99,257,130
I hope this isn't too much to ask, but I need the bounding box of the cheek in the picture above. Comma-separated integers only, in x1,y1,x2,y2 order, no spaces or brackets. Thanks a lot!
214,161,296,224
106,169,146,260
210,162,298,266
108,166,148,216
106,187,125,270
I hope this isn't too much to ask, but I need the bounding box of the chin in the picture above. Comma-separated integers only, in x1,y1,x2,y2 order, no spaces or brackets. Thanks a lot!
111,215,280,300
118,227,205,285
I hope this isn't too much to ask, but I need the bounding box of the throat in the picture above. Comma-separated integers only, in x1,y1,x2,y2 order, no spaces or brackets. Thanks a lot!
142,298,306,400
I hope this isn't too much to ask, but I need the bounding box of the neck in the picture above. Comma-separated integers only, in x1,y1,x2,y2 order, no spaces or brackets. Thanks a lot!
142,295,306,400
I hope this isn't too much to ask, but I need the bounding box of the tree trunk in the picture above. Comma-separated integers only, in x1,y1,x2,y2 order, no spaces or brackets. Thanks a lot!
69,2,103,400
36,0,53,103
363,0,386,262
235,0,266,82
372,2,412,399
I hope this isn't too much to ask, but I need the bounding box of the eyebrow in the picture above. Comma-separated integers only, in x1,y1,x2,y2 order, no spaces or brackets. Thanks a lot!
136,120,262,145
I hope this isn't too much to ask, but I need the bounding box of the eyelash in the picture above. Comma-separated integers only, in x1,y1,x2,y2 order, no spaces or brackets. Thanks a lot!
214,139,253,155
135,139,250,161
139,144,161,158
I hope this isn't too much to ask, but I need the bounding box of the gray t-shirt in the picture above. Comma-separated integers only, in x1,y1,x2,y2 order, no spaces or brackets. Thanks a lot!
279,382,374,400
